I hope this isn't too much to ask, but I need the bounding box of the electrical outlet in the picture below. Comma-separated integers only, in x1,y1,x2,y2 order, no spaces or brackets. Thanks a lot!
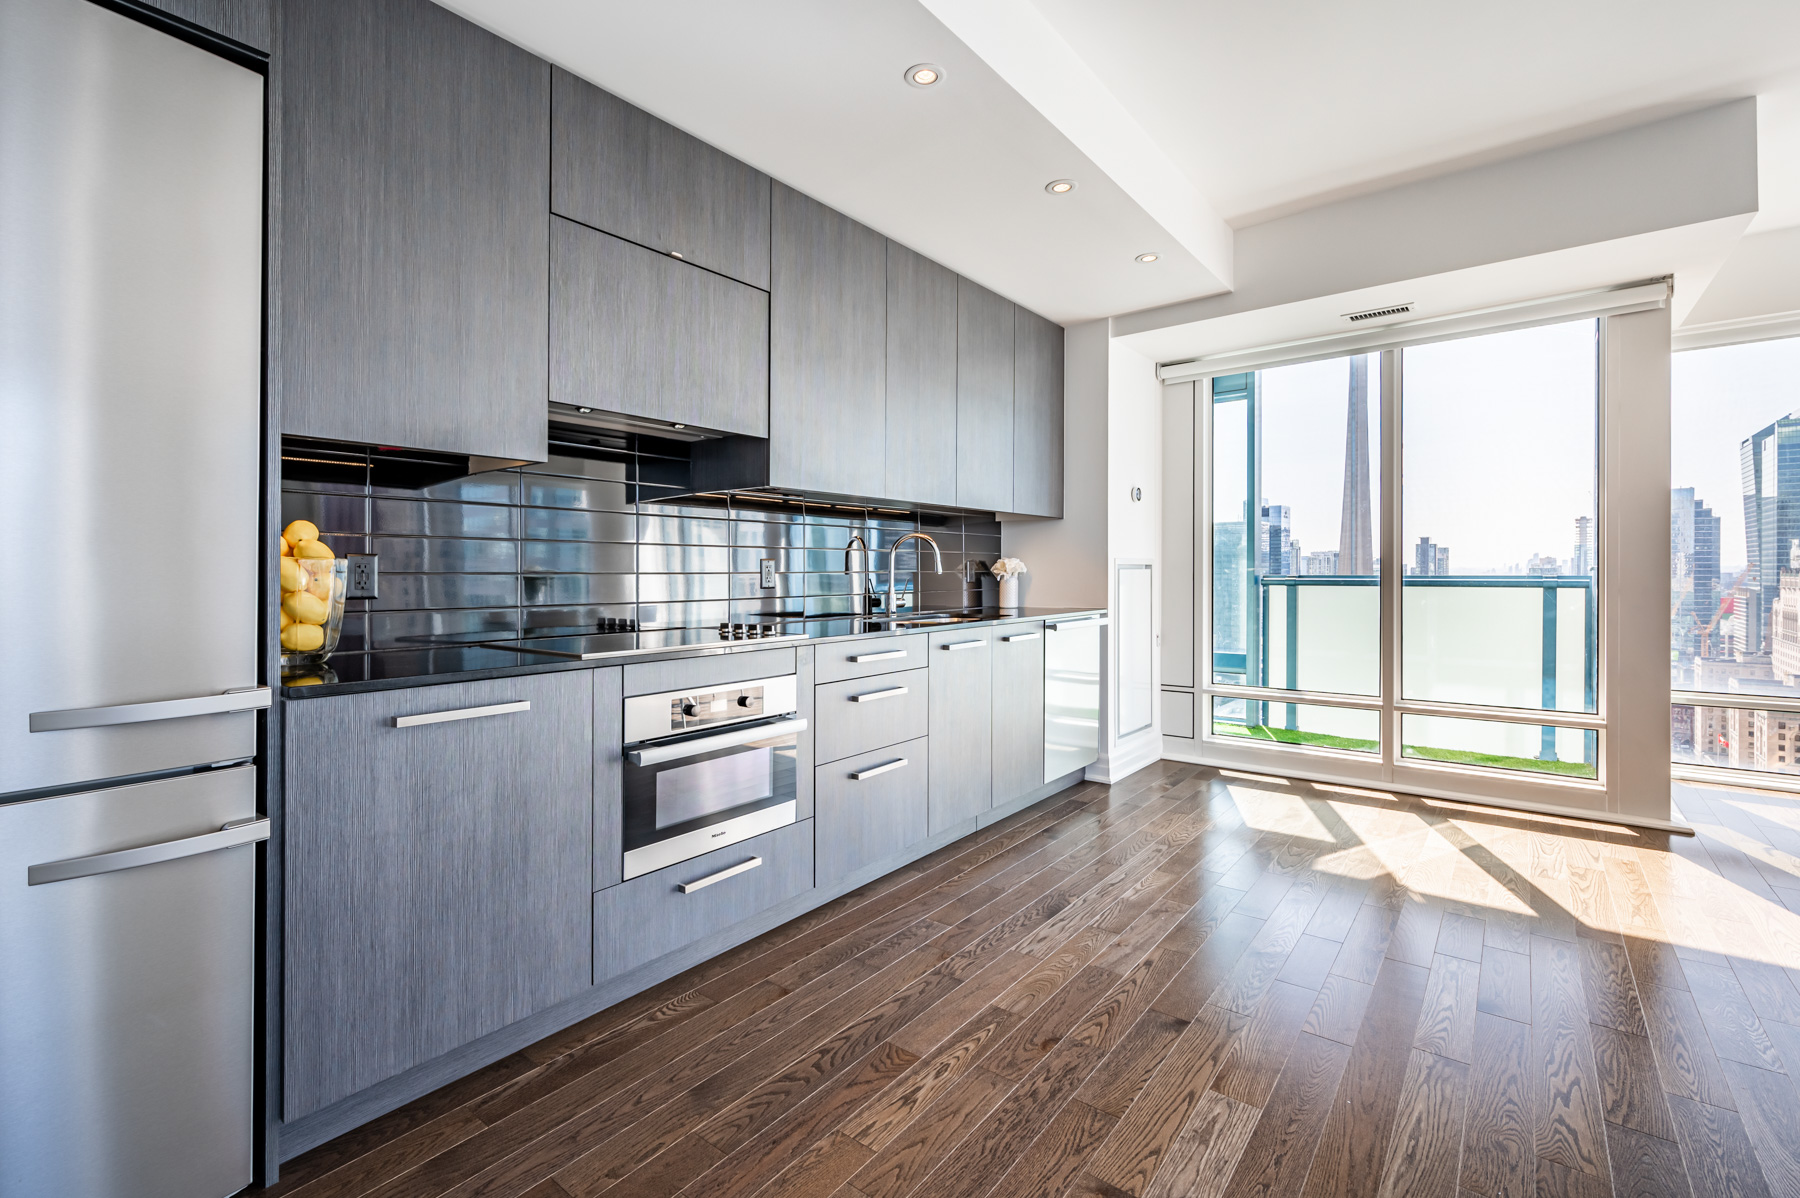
346,553,379,600
759,558,777,589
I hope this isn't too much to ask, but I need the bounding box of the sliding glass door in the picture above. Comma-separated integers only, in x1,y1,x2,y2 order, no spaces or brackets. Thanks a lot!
1203,319,1605,801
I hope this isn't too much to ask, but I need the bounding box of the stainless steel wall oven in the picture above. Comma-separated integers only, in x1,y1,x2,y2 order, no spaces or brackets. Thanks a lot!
621,674,803,880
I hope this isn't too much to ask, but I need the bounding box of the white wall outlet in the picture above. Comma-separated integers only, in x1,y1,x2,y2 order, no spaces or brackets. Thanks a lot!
760,558,777,589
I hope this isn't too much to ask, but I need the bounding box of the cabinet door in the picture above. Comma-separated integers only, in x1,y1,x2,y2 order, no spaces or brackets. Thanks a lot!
816,737,928,888
551,69,770,290
1013,309,1065,518
992,622,1046,807
138,0,269,50
885,242,958,506
928,628,993,834
552,217,768,437
280,0,549,463
594,666,624,892
769,183,886,495
283,672,593,1119
956,278,1015,512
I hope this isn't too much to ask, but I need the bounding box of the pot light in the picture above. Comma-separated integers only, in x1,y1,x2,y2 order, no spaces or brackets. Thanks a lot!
904,63,943,88
1135,252,1160,264
1045,179,1076,195
672,423,686,429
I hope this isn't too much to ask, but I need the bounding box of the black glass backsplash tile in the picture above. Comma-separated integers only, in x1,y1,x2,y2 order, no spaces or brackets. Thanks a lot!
283,443,1002,656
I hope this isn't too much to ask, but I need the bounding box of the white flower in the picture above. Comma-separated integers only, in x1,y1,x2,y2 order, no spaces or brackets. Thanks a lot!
990,557,1028,579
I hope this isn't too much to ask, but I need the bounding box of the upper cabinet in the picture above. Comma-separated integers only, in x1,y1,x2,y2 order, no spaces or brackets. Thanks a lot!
138,0,270,51
551,217,769,437
1012,309,1065,518
956,279,1015,514
884,242,958,508
551,70,771,291
768,184,888,497
279,0,549,464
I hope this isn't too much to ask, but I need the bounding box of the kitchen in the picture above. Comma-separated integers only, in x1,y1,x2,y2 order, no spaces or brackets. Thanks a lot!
8,0,1799,1196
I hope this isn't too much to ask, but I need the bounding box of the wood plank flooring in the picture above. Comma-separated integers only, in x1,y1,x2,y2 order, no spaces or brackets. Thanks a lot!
258,765,1800,1198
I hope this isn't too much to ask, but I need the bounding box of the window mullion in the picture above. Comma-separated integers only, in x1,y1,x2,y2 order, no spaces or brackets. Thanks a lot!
1380,348,1402,776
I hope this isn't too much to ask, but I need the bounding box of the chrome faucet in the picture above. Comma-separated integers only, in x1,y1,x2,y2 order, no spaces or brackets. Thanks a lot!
843,533,877,617
887,532,943,616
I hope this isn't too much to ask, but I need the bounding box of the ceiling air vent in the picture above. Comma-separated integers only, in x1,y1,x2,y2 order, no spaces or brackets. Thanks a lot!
1344,303,1412,323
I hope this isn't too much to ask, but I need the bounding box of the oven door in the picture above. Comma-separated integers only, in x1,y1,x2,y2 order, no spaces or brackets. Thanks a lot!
621,714,804,880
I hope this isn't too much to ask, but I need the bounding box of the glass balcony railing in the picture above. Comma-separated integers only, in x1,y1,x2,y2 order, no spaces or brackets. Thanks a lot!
1213,574,1599,777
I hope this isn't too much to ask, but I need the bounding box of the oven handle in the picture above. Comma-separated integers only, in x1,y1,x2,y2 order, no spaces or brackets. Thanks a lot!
627,717,807,767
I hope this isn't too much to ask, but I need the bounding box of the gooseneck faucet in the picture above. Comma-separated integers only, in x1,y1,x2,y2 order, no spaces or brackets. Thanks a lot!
887,532,943,616
843,533,877,617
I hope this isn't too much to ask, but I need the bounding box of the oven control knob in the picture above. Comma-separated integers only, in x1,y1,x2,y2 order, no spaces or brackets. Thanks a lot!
737,695,753,707
681,702,698,717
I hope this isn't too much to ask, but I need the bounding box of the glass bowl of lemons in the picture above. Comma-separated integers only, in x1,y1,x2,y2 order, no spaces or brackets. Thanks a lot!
279,520,347,668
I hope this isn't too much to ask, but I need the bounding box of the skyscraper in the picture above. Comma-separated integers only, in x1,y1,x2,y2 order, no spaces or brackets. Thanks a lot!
1740,415,1800,653
1572,515,1595,576
1261,503,1294,575
1671,488,1721,658
1414,536,1449,576
1337,355,1374,576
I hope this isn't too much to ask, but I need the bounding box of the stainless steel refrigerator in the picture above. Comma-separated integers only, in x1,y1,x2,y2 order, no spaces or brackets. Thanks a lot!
0,0,267,1194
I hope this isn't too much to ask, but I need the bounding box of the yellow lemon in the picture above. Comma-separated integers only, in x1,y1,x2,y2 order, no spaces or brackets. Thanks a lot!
305,568,335,601
293,538,335,560
280,534,292,557
281,622,324,652
283,520,319,544
280,609,293,630
279,557,307,593
282,590,329,625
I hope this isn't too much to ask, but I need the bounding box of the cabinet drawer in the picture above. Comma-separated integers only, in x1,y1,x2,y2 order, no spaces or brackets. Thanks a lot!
593,819,814,983
814,633,927,683
815,668,928,764
816,737,928,887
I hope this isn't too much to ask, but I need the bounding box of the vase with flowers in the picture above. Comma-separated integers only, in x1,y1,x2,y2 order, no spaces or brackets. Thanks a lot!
990,557,1028,609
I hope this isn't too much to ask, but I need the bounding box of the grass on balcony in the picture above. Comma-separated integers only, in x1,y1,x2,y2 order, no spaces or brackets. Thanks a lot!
1215,722,1598,778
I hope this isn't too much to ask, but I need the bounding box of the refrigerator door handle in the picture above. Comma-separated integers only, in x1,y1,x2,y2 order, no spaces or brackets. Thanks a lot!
28,686,272,733
28,817,271,886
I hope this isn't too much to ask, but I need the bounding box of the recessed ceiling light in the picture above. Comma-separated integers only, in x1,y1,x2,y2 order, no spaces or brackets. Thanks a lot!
1045,179,1076,195
1135,252,1160,264
904,63,943,88
577,407,592,413
672,423,686,429
669,251,684,260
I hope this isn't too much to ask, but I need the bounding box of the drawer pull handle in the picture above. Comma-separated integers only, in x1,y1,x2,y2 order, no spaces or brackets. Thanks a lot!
850,686,908,703
30,686,271,732
942,640,985,651
851,757,908,781
1045,617,1109,631
29,817,270,886
849,649,908,663
679,856,763,893
1002,632,1041,642
394,700,530,728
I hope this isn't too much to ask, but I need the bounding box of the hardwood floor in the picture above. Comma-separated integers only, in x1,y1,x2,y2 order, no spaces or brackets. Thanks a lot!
259,763,1800,1198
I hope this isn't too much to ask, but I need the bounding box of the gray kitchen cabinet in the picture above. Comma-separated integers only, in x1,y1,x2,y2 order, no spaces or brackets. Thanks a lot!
594,665,624,892
956,278,1015,512
928,627,993,834
594,819,815,983
282,672,593,1120
279,0,549,463
885,242,958,507
1013,309,1065,518
551,69,770,290
816,737,929,887
552,216,768,437
992,622,1046,807
813,633,928,684
769,183,887,496
815,669,929,765
137,0,269,50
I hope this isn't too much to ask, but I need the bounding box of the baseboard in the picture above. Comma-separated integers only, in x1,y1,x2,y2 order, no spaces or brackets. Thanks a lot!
275,770,1089,1164
1086,729,1163,785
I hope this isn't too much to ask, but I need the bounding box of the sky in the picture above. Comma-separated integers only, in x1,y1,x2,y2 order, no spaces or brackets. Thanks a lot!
1672,336,1800,575
1247,320,1599,573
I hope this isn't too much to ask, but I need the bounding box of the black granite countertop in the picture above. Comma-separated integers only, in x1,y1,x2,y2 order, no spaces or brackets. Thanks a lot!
280,607,1106,699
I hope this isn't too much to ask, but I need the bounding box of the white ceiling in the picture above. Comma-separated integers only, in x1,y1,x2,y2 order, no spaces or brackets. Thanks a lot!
438,0,1800,325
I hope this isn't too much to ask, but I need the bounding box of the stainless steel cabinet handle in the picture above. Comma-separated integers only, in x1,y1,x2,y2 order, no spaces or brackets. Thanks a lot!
29,686,271,732
29,817,270,885
848,649,908,663
851,757,908,781
394,700,530,728
850,686,908,703
1044,617,1109,631
679,856,762,893
1002,632,1041,642
628,717,808,766
941,640,986,652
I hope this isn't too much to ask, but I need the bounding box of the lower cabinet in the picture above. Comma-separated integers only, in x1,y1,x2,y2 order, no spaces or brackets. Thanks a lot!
992,622,1046,807
927,627,993,834
594,820,815,983
816,737,929,887
282,672,594,1120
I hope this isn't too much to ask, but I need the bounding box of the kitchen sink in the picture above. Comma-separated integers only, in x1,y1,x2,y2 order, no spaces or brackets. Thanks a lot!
887,613,989,627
